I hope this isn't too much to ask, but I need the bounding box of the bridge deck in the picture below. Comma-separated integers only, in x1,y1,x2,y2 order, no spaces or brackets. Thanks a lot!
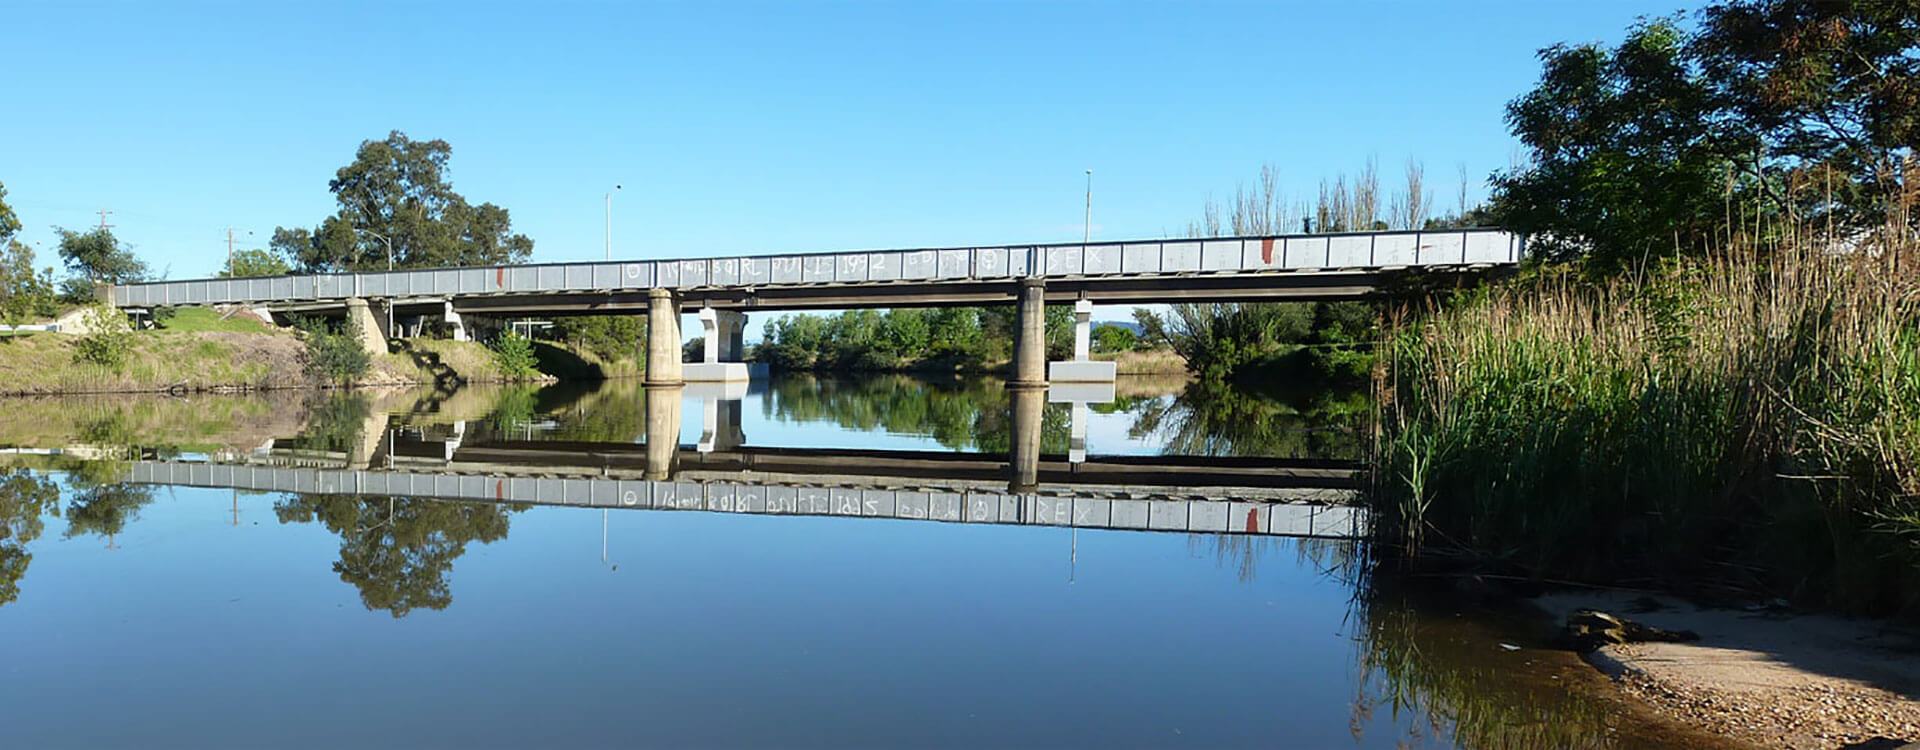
109,229,1521,310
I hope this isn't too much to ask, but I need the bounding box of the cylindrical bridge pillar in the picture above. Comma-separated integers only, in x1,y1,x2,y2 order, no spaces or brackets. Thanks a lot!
1011,278,1047,389
645,288,684,387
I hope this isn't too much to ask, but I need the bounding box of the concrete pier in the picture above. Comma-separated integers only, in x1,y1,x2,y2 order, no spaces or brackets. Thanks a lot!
645,288,684,387
344,298,389,357
685,307,749,382
644,385,683,480
1009,386,1046,492
1049,299,1117,382
1011,278,1048,389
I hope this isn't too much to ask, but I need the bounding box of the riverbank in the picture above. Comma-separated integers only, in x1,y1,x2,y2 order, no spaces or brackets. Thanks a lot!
1371,244,1920,615
1538,591,1920,749
0,328,553,396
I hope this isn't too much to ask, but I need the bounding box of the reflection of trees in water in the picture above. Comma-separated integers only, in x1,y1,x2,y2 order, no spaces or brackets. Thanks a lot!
1128,382,1369,459
295,393,373,454
0,469,59,606
1348,579,1623,749
765,374,1069,453
275,495,519,617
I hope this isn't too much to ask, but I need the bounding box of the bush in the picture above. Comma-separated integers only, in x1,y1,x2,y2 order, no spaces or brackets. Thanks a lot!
490,331,540,379
72,305,132,370
1092,324,1137,353
300,318,370,387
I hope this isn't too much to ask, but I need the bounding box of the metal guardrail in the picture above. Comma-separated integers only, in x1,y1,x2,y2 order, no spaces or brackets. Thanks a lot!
110,229,1522,309
126,460,1366,538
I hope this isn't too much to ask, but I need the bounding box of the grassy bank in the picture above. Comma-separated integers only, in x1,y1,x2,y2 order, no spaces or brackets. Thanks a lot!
1373,245,1920,615
0,325,553,396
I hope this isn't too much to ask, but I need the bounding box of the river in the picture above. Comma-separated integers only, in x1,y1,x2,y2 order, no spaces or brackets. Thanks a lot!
0,373,1715,748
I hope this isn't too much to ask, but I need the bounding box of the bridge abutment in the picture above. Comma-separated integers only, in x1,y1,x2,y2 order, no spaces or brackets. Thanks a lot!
1011,278,1048,388
645,288,684,387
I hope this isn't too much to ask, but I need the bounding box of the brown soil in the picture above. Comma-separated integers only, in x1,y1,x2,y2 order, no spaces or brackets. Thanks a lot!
1540,592,1920,749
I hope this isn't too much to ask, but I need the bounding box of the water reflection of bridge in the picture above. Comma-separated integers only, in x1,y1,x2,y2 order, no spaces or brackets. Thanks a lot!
125,460,1365,540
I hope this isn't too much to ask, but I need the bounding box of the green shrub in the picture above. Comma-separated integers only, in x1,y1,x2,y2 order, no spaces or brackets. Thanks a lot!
72,305,133,370
490,331,539,380
300,318,370,387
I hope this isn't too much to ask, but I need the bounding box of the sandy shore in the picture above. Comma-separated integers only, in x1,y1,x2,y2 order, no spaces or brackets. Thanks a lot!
1537,592,1920,749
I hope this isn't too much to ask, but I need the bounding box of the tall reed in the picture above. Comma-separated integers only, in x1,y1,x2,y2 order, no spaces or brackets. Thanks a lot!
1372,239,1920,613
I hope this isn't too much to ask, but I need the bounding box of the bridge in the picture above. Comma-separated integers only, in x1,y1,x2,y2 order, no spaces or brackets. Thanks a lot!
122,458,1366,540
107,228,1521,384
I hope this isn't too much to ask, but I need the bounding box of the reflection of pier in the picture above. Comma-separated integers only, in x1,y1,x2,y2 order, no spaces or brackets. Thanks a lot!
123,460,1365,539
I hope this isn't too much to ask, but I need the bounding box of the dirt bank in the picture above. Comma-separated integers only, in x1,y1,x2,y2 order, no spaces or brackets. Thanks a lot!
0,331,549,396
1539,592,1920,749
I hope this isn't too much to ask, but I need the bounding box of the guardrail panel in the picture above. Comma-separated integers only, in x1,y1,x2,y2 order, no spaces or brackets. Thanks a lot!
973,247,1008,278
871,252,902,281
1084,244,1121,275
1282,237,1326,269
1200,240,1241,271
1163,242,1201,272
1372,235,1417,266
740,258,769,285
1463,231,1508,263
1045,246,1084,276
711,258,741,286
835,254,868,282
1418,232,1465,265
1122,243,1161,273
769,257,800,284
678,260,708,288
1327,235,1373,267
936,249,969,279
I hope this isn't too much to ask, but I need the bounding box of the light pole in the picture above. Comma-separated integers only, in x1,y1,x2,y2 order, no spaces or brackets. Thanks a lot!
353,227,395,336
605,184,622,261
1083,169,1093,243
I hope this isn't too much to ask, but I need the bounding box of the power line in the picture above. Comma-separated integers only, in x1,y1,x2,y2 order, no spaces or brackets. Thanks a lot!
96,209,113,232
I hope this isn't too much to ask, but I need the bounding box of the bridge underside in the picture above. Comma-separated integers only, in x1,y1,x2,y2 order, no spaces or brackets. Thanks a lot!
422,265,1501,316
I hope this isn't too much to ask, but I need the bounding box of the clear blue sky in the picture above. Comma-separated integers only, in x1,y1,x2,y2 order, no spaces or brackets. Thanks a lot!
4,0,1694,281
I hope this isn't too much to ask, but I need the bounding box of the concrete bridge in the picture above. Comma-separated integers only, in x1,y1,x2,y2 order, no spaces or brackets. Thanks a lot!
108,228,1520,384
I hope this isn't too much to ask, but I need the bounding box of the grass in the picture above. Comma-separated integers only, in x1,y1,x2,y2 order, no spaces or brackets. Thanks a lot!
156,307,272,333
1372,241,1920,614
0,328,304,395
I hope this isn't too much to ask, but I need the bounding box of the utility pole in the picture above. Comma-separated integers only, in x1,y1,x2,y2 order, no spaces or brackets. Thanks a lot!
605,184,622,261
1083,170,1093,243
96,209,114,232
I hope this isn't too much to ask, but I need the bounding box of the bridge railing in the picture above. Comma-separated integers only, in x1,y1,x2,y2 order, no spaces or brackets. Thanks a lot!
110,228,1522,308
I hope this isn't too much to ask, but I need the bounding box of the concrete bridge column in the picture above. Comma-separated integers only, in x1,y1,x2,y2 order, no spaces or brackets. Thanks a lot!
1011,278,1048,388
1048,299,1117,382
645,288,684,387
686,307,749,382
344,298,389,357
644,385,684,480
1009,386,1046,492
444,301,469,342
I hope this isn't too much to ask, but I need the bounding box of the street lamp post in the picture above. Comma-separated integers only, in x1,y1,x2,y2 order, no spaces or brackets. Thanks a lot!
1083,169,1093,243
353,228,395,336
605,184,622,261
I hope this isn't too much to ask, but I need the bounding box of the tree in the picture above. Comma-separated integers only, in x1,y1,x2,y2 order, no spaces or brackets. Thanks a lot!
220,248,290,278
274,131,534,272
1489,17,1734,268
0,241,56,336
1092,324,1137,354
0,469,59,607
0,181,20,247
1692,0,1920,232
55,226,148,289
273,494,515,617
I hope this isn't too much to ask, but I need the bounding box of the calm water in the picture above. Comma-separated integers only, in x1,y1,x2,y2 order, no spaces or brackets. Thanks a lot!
0,374,1689,748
